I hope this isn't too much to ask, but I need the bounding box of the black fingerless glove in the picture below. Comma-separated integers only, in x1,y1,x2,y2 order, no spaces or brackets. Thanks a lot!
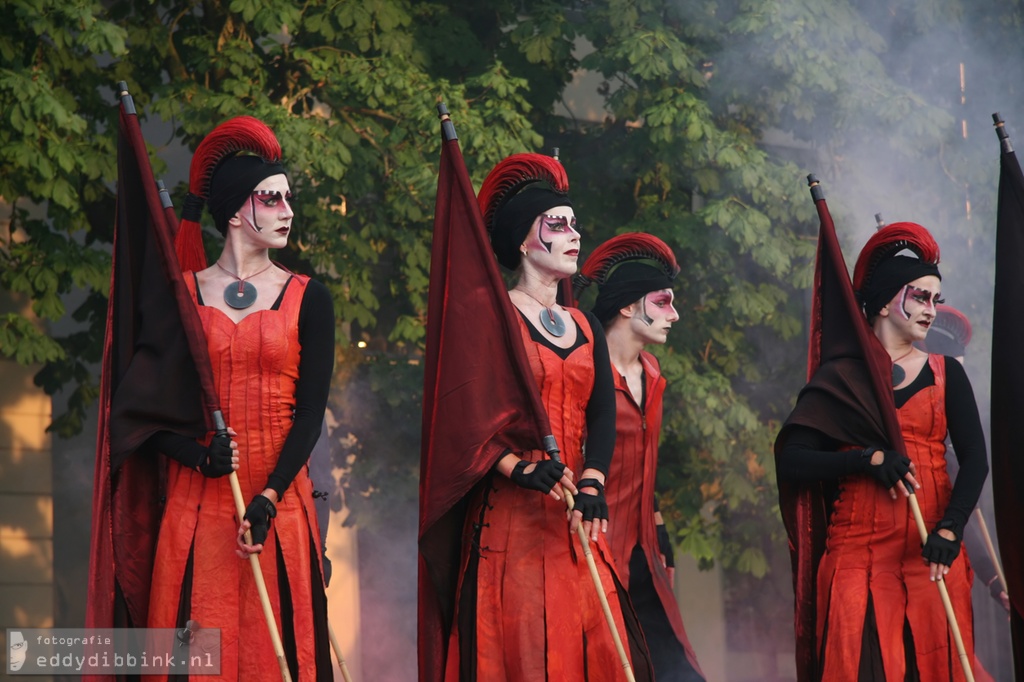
921,527,961,567
861,448,912,489
510,459,566,495
657,524,675,568
243,494,277,546
573,479,609,523
197,432,234,478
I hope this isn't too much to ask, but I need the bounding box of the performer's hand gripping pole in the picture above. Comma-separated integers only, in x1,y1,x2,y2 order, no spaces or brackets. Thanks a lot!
905,487,974,682
973,507,1008,598
215,411,293,682
545,436,636,682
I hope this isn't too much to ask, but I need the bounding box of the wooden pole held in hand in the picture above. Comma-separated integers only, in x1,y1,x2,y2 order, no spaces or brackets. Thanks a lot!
228,470,293,682
907,492,975,682
563,487,636,682
972,507,1008,596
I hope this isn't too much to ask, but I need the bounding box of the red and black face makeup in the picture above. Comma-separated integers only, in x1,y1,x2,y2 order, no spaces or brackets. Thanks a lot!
253,189,294,207
898,284,944,320
247,189,295,232
637,289,677,326
536,213,579,252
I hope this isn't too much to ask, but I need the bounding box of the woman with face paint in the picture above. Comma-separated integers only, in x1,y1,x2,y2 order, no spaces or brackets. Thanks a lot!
440,154,654,681
143,117,335,681
776,223,987,680
575,233,706,682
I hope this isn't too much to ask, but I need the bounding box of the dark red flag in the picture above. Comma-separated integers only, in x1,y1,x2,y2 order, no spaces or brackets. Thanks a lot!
417,108,554,682
86,86,215,645
776,177,905,681
990,115,1024,674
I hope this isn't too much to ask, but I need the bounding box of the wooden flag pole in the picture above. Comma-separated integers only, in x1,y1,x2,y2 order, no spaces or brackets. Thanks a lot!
226,466,293,682
328,620,355,682
907,493,975,682
973,507,1008,596
563,487,636,682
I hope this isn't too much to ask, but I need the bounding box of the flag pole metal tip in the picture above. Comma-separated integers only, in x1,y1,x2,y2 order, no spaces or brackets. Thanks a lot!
116,81,136,115
551,147,560,161
157,180,174,209
437,102,457,142
875,213,886,231
542,434,560,460
212,410,227,436
807,174,824,201
993,112,1013,153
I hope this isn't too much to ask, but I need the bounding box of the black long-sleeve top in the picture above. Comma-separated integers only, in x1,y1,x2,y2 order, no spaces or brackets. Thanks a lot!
515,309,616,475
146,277,335,497
777,356,988,537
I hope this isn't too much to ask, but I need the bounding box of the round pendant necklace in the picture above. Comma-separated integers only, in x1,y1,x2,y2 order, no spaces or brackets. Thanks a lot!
890,347,916,387
216,261,274,310
517,289,566,337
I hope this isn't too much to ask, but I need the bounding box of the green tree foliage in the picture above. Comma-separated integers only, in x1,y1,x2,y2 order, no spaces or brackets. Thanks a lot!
3,0,1023,644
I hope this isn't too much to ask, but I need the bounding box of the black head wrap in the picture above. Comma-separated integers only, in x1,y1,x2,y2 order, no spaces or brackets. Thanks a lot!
591,261,674,326
858,254,941,320
490,184,572,270
207,154,287,235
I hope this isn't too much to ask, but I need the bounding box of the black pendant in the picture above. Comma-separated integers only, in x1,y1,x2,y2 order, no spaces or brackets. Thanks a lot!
224,280,258,309
539,308,566,337
892,363,906,387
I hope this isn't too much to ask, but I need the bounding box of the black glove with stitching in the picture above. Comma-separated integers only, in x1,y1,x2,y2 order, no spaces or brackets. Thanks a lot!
510,459,566,495
243,494,277,546
922,529,961,567
573,478,608,523
862,448,912,489
197,432,234,478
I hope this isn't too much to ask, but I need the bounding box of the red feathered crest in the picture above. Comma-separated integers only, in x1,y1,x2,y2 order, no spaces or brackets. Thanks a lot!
573,232,679,298
852,221,940,292
477,153,569,231
187,116,281,197
175,116,282,272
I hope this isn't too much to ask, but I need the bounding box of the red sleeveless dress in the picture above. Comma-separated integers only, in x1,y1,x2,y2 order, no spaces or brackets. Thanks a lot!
815,354,974,680
444,307,638,681
147,274,325,681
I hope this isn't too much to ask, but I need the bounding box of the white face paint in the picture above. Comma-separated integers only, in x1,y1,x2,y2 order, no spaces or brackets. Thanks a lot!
629,288,679,345
885,275,942,342
521,207,580,278
232,174,294,247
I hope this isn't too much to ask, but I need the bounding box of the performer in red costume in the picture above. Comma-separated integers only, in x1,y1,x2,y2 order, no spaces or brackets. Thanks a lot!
144,117,334,681
776,222,988,680
918,304,1005,682
441,154,653,681
574,233,705,682
920,305,1008,615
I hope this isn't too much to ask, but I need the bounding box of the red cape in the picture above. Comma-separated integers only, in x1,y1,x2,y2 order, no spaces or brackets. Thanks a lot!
86,98,212,659
774,179,906,681
418,120,555,681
